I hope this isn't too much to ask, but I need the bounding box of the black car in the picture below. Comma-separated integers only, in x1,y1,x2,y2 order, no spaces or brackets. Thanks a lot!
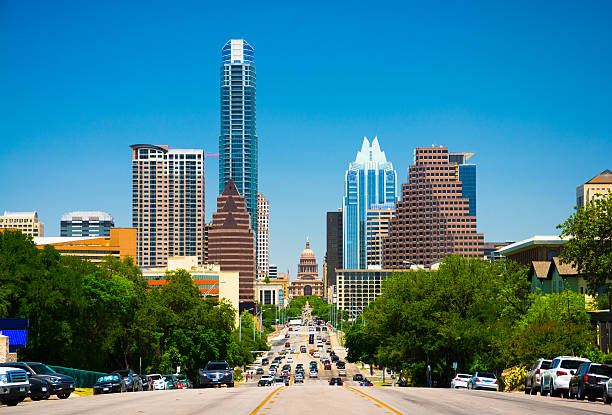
110,369,142,392
353,374,364,382
258,378,271,387
262,358,269,366
93,374,126,395
256,367,264,375
0,362,74,399
569,362,612,400
329,377,343,386
336,361,345,369
200,361,234,388
27,377,50,401
331,355,339,363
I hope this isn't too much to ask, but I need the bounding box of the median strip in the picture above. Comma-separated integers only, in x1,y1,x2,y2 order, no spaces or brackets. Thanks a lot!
344,385,403,415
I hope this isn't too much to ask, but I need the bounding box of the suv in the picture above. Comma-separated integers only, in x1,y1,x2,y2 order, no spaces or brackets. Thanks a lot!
541,356,590,397
199,361,234,388
524,358,552,395
110,369,142,392
0,366,29,406
0,362,74,399
569,362,612,400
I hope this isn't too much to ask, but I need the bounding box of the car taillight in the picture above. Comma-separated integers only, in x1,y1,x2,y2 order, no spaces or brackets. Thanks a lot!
454,378,460,381
535,369,540,375
475,378,480,382
494,380,498,384
557,371,568,376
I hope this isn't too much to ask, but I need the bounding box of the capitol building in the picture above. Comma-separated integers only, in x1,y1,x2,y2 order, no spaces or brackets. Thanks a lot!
289,240,324,298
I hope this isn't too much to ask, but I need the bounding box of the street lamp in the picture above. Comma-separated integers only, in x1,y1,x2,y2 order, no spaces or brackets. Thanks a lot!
202,280,225,300
239,307,254,342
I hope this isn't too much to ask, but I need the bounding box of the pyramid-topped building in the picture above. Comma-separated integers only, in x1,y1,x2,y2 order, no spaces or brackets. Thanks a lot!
577,169,612,207
208,180,255,302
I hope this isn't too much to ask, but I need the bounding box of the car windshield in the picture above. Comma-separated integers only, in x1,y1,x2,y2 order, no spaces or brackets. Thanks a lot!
163,375,174,381
560,360,584,370
477,372,496,379
205,363,229,371
592,365,612,377
98,375,119,382
148,375,161,380
29,363,56,375
114,370,130,377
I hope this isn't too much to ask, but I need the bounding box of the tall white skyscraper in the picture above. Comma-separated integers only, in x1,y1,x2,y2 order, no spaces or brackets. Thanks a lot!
256,193,269,279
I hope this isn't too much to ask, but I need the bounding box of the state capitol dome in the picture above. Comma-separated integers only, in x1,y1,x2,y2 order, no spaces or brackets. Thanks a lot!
300,241,316,261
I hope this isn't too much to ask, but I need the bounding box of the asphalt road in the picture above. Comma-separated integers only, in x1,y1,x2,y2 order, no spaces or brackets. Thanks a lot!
8,319,612,414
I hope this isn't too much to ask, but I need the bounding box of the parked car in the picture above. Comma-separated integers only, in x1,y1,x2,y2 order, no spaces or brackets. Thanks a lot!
569,362,612,400
176,374,193,389
524,359,552,395
199,361,234,388
541,356,590,397
451,374,472,389
146,374,166,390
0,362,74,399
603,378,612,404
110,369,142,392
329,377,343,386
467,372,498,391
93,374,126,395
27,377,50,401
0,366,29,406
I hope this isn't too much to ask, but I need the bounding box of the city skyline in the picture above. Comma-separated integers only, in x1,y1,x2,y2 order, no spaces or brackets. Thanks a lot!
2,2,611,275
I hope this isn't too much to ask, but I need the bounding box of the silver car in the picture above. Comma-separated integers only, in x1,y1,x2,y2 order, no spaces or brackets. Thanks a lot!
467,372,498,391
524,358,552,395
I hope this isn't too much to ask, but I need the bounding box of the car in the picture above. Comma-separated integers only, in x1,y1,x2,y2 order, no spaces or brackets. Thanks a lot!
451,374,472,389
0,366,29,406
569,362,612,400
353,374,364,382
256,367,264,375
93,374,126,395
176,374,193,389
285,334,290,338
324,362,331,370
338,369,346,377
147,374,166,390
110,369,142,392
262,358,269,366
360,379,373,386
199,361,234,388
467,372,498,391
316,335,321,340
336,361,345,369
331,355,340,363
163,374,178,389
285,342,291,348
300,346,307,353
524,359,552,395
273,377,285,387
27,377,50,401
309,370,318,378
541,356,590,397
313,352,320,358
322,327,327,331
0,362,74,399
329,377,344,385
258,375,273,387
294,374,304,383
287,357,294,363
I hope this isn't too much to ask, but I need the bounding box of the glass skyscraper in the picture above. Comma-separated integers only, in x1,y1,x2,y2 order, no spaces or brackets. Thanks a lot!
449,152,477,217
219,39,258,232
343,137,397,269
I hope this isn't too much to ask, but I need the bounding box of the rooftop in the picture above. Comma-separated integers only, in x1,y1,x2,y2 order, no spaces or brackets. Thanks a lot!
586,169,612,184
61,211,114,221
3,211,38,219
495,235,569,256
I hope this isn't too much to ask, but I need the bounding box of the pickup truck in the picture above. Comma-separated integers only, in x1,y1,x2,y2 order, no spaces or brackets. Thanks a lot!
199,361,234,388
0,366,30,406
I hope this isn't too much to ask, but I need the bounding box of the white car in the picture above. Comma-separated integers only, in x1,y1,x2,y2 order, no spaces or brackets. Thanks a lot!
268,368,277,376
287,357,294,363
313,352,320,358
338,369,346,377
273,377,285,387
309,370,318,378
541,356,590,397
147,374,166,390
451,374,471,389
467,372,498,391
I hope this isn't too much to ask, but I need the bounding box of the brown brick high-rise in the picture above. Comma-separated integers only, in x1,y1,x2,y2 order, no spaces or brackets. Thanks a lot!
208,179,255,301
383,147,483,268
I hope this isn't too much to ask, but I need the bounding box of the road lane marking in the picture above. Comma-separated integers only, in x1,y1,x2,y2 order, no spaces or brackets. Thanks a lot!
250,386,284,415
344,385,403,415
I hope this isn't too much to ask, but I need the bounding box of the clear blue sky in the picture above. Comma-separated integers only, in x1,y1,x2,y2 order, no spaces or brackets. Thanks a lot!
1,1,611,277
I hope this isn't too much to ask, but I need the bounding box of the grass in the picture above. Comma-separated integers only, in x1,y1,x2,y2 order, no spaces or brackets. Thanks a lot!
73,388,93,396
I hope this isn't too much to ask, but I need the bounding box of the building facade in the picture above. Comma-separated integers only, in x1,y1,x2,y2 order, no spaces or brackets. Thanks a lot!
60,211,114,237
0,211,44,236
325,210,343,292
35,228,136,262
219,39,258,232
208,179,255,303
366,205,395,268
203,222,212,264
256,193,269,279
343,137,397,269
141,256,240,326
383,147,484,268
495,235,568,266
268,264,278,279
448,152,476,217
131,144,205,267
255,281,285,306
289,241,324,297
576,169,612,207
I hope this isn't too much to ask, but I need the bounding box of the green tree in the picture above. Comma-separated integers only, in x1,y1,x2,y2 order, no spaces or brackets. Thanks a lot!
558,192,612,296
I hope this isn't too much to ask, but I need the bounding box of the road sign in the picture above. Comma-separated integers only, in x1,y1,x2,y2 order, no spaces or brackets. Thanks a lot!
452,362,457,370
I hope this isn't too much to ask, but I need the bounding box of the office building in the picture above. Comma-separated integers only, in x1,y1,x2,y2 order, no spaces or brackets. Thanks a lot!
366,205,395,268
325,210,343,291
219,39,258,231
268,264,278,279
256,193,269,279
35,228,136,262
289,240,324,297
483,241,514,262
576,169,612,207
449,152,476,216
0,211,44,237
383,147,484,268
60,211,114,237
141,256,240,326
131,144,205,267
343,137,397,269
203,222,212,264
208,179,255,303
255,280,285,306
